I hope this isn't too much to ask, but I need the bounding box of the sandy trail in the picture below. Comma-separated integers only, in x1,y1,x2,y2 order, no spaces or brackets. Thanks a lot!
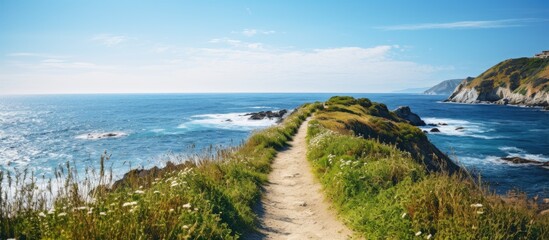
245,119,352,240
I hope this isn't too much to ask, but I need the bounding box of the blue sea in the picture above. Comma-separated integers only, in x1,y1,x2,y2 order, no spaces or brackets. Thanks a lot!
1,93,548,197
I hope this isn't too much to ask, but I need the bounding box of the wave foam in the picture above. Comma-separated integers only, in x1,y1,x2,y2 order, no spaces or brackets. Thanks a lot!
179,112,280,131
421,117,502,139
499,146,549,162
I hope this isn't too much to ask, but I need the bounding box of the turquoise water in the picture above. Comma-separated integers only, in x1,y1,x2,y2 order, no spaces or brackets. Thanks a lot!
0,93,547,197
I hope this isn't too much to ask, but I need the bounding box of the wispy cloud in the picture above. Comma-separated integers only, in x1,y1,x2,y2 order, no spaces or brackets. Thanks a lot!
237,29,276,37
209,38,264,49
378,18,543,30
92,34,127,46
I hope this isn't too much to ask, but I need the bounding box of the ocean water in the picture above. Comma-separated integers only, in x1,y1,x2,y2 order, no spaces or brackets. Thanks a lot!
0,93,548,197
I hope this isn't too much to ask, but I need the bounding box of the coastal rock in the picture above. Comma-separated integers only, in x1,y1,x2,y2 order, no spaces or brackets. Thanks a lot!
500,157,549,168
455,127,465,130
446,58,549,107
392,106,426,126
79,132,127,140
430,128,440,133
246,109,288,120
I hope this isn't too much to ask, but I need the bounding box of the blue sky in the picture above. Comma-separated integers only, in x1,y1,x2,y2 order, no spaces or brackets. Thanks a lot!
1,0,548,94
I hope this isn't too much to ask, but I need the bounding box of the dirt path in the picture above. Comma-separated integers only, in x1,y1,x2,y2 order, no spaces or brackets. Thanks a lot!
246,119,352,240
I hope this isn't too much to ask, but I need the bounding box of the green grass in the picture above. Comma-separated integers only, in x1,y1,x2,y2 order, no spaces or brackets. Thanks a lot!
0,103,322,239
307,97,549,239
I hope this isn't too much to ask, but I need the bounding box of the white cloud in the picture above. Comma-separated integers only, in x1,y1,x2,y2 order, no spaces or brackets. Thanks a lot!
92,34,127,46
239,29,276,37
378,18,543,30
209,38,264,50
0,44,453,94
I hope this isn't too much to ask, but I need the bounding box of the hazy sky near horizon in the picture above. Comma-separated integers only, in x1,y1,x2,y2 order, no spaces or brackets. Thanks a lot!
1,1,548,94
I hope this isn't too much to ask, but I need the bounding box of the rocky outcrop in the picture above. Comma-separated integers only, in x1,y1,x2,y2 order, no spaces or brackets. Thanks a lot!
392,106,426,126
424,79,463,95
245,110,288,120
446,58,549,107
500,156,549,166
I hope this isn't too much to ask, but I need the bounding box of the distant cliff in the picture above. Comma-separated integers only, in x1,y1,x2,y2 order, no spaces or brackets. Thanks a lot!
446,57,549,107
423,79,463,95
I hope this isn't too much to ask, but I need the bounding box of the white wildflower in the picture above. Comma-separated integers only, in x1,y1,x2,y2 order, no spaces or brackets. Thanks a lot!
169,208,175,212
182,225,189,229
154,190,160,194
470,203,483,208
401,212,407,218
171,182,179,187
76,206,88,211
58,212,67,217
48,208,55,214
38,212,46,218
426,234,432,239
183,203,192,209
194,208,198,211
134,190,145,194
122,201,138,207
415,231,422,236
476,210,484,215
100,212,107,216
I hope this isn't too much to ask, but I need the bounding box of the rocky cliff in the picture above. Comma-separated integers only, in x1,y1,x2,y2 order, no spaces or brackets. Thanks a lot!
423,79,463,95
446,57,549,107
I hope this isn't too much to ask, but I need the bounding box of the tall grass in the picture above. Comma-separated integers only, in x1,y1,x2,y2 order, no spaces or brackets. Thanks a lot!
0,103,322,239
306,97,549,239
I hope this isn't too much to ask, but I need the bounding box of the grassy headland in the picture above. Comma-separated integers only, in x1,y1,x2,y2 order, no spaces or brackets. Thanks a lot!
307,96,548,239
0,103,321,239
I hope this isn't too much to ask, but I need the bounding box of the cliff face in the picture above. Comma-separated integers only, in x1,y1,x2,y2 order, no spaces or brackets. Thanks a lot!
447,58,549,107
423,79,463,95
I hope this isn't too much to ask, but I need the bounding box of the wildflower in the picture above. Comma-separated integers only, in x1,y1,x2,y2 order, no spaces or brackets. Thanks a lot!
48,208,55,214
171,182,179,187
134,190,145,194
122,201,138,207
470,203,483,208
154,190,160,194
415,231,422,236
476,210,484,215
58,212,67,217
194,208,198,211
100,212,107,216
182,225,189,229
169,208,175,212
38,212,47,218
401,212,407,218
183,203,192,209
76,206,88,211
426,234,432,239
472,225,478,230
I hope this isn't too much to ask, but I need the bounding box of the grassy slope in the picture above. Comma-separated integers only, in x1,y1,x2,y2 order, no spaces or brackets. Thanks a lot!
0,103,322,239
465,57,549,95
307,96,549,239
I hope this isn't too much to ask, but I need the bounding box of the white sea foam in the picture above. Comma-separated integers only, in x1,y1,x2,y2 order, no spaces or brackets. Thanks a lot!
499,146,549,162
150,128,165,133
75,131,128,140
421,117,503,139
178,112,281,131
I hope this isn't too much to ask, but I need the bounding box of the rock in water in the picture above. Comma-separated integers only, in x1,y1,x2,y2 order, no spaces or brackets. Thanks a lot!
246,109,288,120
430,128,440,133
392,106,426,126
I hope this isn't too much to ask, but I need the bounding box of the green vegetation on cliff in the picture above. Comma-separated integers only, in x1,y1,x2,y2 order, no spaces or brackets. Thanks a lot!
448,57,549,106
470,57,549,94
0,103,321,239
307,96,549,239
